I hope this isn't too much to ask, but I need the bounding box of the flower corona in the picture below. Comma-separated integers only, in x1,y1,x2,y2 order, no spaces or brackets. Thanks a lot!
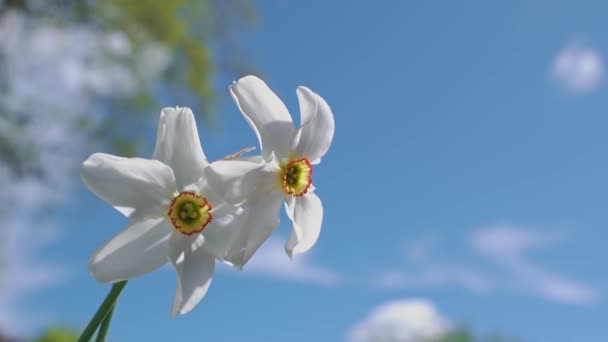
206,75,334,261
168,191,212,235
82,107,251,316
279,157,313,196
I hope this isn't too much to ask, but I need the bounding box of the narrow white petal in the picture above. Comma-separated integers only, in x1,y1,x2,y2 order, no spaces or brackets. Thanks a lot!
205,159,279,204
292,87,335,164
202,203,246,262
193,178,247,263
224,191,284,268
81,153,176,218
153,107,209,189
230,76,295,161
285,192,323,256
168,232,214,316
88,217,172,283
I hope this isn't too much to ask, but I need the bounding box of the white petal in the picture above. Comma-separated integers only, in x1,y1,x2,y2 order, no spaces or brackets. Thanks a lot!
81,153,176,218
153,107,209,189
89,217,172,283
285,192,323,256
292,87,335,164
224,191,284,268
168,232,214,316
202,203,246,262
192,177,248,262
205,159,279,204
230,76,295,161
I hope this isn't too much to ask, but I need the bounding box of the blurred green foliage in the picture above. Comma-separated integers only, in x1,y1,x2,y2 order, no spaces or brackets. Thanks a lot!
91,0,256,155
0,0,255,163
93,0,257,118
16,327,523,342
1,0,255,155
2,0,255,114
32,328,77,342
0,2,256,338
435,328,523,342
0,328,78,342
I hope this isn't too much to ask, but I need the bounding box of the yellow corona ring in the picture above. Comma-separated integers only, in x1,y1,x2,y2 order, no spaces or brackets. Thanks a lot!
168,191,212,235
279,157,313,197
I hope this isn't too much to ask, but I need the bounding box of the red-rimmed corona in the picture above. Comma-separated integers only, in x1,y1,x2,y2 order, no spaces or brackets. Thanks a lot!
167,191,213,235
279,157,313,197
83,106,255,316
205,75,335,259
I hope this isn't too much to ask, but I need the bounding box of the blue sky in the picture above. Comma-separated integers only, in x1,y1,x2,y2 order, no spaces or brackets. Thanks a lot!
14,1,608,341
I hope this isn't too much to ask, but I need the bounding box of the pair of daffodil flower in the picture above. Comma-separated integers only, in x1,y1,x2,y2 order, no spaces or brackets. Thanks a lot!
81,76,335,315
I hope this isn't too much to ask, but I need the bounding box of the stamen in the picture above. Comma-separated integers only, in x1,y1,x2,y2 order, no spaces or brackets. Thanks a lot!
221,146,256,160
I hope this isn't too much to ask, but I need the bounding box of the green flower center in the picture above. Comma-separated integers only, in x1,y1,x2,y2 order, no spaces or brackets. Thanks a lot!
168,191,212,235
279,157,313,197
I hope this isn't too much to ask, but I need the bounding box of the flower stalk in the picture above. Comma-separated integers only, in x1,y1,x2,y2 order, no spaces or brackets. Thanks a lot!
78,281,127,342
95,303,116,342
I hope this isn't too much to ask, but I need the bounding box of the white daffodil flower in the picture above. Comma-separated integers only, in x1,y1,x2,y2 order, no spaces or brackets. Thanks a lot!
206,75,334,267
81,107,245,316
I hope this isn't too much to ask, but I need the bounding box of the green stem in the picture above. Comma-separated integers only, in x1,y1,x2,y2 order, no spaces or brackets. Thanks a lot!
95,303,115,342
78,281,127,342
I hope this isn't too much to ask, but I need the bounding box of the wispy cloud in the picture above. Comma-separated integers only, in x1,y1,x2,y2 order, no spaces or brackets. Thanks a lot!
373,235,492,293
551,42,604,94
471,226,597,305
372,225,597,305
225,236,340,287
373,266,492,294
347,299,451,342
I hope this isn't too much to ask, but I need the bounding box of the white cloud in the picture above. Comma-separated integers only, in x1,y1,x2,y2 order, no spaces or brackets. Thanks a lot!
373,235,492,293
551,42,604,94
471,226,597,305
372,227,597,305
347,299,451,342
230,236,339,286
472,227,561,257
373,266,492,294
